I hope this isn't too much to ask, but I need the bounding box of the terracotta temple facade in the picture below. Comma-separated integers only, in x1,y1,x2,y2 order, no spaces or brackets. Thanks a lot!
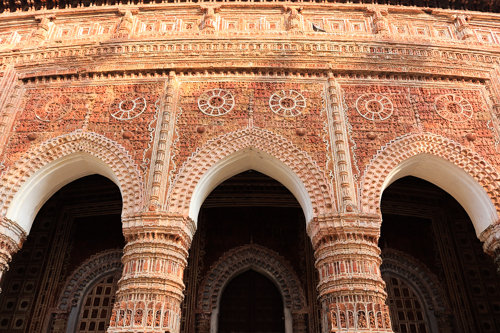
0,1,500,332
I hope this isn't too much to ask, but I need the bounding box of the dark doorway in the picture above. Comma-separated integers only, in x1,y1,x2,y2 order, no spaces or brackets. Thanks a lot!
218,270,285,333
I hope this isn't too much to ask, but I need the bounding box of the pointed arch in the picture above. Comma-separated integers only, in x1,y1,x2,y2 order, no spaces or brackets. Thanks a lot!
0,130,144,234
167,128,333,224
196,244,306,333
360,133,500,235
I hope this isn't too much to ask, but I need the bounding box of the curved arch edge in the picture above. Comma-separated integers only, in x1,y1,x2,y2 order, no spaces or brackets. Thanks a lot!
167,127,333,225
360,133,500,236
1,131,144,234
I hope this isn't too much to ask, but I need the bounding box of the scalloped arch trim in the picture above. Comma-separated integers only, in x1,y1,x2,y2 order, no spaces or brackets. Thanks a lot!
197,244,306,312
381,249,449,312
167,127,333,223
57,249,123,312
1,130,144,233
360,133,500,235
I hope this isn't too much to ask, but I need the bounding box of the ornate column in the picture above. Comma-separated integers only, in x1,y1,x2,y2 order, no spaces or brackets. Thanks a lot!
479,221,500,274
0,217,26,292
307,213,392,332
108,213,196,333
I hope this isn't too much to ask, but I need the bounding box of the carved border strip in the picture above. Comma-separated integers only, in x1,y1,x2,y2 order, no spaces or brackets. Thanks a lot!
197,244,306,312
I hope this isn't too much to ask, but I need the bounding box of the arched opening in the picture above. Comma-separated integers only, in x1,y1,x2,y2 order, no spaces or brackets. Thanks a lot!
218,269,285,333
380,176,500,333
6,152,124,234
187,147,314,225
181,170,318,333
0,175,124,333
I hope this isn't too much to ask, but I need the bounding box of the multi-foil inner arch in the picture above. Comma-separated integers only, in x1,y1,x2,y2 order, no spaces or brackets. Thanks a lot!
0,130,144,234
166,127,333,225
360,133,500,236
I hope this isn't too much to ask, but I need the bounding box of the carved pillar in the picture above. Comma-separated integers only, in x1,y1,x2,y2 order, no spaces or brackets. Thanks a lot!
307,214,392,332
285,6,303,32
195,312,210,333
33,15,55,41
479,221,500,273
453,15,474,40
0,217,26,292
108,214,196,333
367,7,388,34
201,5,220,31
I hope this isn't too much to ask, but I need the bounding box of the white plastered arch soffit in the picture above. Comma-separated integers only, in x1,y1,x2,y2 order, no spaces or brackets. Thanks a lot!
167,127,333,225
1,131,144,234
360,133,500,236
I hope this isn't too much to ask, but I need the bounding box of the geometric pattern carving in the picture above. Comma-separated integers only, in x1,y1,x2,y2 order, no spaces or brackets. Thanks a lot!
434,94,473,122
109,94,147,121
34,94,72,122
197,89,235,116
167,127,333,217
359,133,500,216
0,130,144,219
56,249,123,312
269,90,306,117
380,248,450,314
197,244,306,312
355,93,393,121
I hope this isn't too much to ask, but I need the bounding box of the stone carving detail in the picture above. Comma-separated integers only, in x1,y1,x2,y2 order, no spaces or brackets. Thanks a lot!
360,133,500,214
479,221,500,273
197,244,306,312
355,93,393,121
168,127,332,217
34,94,72,122
56,249,123,311
197,89,235,116
109,94,147,121
381,249,451,312
0,130,144,218
269,89,306,117
434,94,473,122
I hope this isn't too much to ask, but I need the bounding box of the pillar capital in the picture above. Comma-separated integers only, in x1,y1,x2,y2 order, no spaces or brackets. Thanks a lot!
122,213,196,251
0,217,27,289
479,221,500,273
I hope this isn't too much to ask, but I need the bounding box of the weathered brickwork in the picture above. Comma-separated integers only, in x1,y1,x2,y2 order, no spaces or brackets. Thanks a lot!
4,83,160,175
0,2,500,333
343,83,500,180
173,80,330,179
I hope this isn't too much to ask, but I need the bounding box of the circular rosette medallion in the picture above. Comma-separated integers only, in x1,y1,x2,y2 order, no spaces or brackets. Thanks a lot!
109,94,147,121
355,93,394,121
434,94,473,122
269,90,306,117
198,89,235,116
35,95,72,122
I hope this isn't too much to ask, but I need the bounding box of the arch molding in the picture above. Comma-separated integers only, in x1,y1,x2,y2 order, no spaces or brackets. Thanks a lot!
167,127,332,223
0,130,144,233
360,133,500,235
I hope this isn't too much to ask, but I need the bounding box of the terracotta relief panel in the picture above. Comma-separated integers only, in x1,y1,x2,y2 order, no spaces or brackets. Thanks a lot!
342,83,498,180
2,83,161,178
173,80,330,178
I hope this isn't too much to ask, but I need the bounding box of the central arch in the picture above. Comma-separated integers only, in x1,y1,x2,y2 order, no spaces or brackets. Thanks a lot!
167,128,333,224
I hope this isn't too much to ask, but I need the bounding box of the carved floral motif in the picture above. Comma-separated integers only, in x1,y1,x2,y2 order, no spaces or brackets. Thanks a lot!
269,89,306,117
197,89,235,116
355,93,393,121
434,94,473,122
